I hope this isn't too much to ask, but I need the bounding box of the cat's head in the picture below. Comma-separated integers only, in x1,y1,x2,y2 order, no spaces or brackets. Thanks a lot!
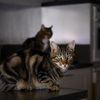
36,24,53,39
50,40,75,72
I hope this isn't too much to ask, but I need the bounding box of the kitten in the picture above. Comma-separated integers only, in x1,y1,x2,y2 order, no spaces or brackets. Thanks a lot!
0,25,53,91
31,40,75,91
23,24,53,90
22,24,53,53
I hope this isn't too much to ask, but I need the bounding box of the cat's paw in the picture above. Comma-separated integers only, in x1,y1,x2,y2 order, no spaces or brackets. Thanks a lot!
49,84,60,92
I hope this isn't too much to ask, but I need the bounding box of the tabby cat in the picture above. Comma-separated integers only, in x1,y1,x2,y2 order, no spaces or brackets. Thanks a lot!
31,40,75,91
0,24,53,91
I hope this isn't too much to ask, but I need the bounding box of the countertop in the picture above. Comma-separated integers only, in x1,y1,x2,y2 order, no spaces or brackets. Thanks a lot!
0,88,87,100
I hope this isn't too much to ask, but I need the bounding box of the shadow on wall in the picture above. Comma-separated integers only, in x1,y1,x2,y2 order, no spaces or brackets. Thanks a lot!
75,44,90,64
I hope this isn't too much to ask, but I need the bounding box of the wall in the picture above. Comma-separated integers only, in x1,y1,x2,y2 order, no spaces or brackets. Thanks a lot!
0,3,91,45
42,4,91,44
0,6,41,44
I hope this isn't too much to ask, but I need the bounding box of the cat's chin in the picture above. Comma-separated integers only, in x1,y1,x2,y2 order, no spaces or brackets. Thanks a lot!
57,64,69,72
60,67,69,72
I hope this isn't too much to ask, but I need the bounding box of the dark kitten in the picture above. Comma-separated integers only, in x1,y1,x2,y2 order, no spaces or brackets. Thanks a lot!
23,24,53,90
22,24,53,53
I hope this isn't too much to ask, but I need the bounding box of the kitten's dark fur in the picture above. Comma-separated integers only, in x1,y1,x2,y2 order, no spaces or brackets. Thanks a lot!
22,25,53,53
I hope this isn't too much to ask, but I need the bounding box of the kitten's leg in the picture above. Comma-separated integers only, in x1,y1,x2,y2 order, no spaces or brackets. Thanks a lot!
29,55,43,90
16,79,29,90
25,52,32,90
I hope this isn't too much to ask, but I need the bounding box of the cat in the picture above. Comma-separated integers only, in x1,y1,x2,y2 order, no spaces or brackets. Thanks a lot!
0,24,53,91
30,40,75,91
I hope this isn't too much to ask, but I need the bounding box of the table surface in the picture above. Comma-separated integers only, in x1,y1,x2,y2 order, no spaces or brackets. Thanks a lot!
0,88,87,100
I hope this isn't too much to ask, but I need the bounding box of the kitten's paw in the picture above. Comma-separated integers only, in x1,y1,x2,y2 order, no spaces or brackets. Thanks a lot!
49,84,60,92
16,79,29,90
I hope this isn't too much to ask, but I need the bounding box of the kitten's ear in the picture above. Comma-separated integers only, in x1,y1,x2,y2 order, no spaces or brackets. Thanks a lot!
50,41,59,57
41,24,45,31
68,40,75,49
50,25,53,29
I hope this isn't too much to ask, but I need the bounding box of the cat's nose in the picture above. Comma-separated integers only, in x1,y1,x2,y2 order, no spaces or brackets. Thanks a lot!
61,60,65,64
63,64,66,68
65,65,68,68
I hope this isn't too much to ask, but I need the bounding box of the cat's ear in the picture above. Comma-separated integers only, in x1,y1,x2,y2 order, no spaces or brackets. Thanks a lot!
68,40,75,50
50,41,59,57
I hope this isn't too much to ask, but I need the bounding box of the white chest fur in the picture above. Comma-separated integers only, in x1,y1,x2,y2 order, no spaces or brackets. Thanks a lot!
42,36,49,51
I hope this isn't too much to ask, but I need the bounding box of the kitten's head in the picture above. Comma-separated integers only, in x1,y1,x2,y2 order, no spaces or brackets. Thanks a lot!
36,24,53,39
50,40,75,72
36,24,53,52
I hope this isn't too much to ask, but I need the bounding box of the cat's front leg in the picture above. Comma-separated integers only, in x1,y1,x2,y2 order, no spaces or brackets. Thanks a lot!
39,77,60,91
49,82,60,92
